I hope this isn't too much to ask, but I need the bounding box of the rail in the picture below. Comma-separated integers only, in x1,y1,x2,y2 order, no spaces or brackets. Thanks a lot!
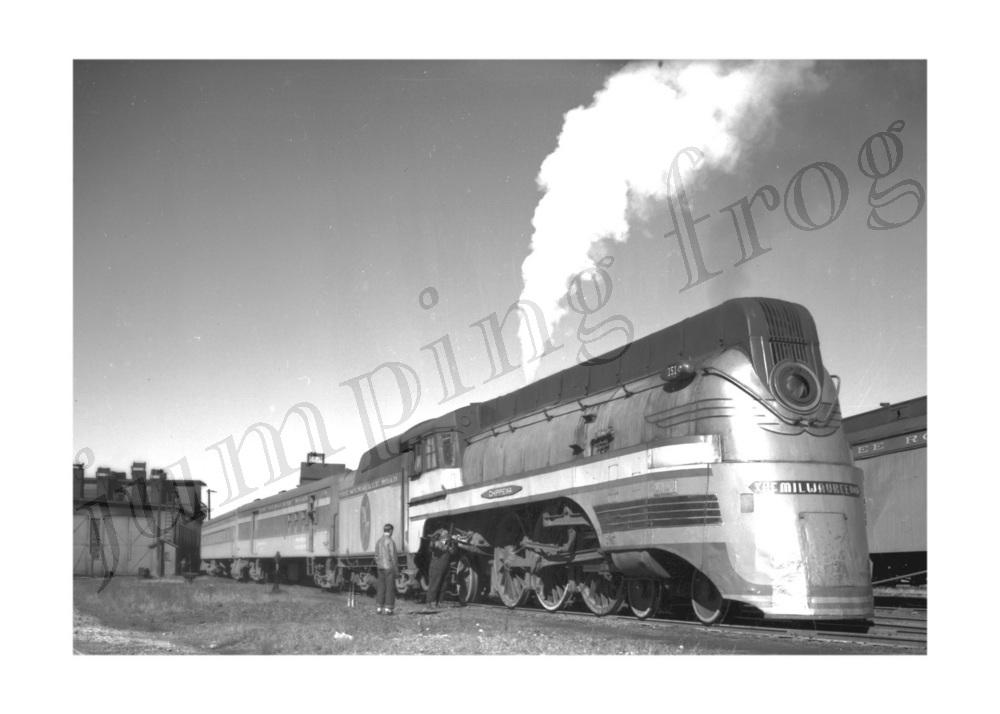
459,601,927,650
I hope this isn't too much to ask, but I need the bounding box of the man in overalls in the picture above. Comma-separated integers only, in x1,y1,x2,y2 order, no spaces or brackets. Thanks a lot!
374,524,398,615
425,527,457,609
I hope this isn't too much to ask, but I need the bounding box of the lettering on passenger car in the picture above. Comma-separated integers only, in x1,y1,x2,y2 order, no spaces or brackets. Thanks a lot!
851,430,926,460
340,473,400,498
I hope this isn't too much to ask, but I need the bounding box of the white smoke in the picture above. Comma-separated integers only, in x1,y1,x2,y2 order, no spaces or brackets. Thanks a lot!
518,61,826,380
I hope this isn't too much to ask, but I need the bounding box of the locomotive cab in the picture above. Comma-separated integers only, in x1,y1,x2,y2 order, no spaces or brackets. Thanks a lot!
406,429,463,495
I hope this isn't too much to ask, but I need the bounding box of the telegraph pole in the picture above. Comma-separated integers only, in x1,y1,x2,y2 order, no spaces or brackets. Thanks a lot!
206,488,216,520
153,468,166,576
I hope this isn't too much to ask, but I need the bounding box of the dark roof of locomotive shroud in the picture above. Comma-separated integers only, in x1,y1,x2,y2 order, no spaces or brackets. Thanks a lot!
353,297,819,482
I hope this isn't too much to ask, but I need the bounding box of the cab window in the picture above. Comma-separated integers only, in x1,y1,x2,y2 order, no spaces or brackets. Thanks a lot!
440,432,457,468
411,433,459,474
412,442,423,474
423,437,438,471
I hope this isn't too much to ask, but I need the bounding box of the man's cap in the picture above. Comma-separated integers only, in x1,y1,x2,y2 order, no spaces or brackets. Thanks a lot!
383,523,393,532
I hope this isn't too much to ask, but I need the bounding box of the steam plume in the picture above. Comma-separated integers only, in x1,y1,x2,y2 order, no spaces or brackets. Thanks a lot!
518,61,826,380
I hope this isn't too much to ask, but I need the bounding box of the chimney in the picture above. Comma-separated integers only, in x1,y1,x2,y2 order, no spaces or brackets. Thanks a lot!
73,463,84,500
131,461,149,505
109,470,128,502
150,468,167,505
96,467,111,499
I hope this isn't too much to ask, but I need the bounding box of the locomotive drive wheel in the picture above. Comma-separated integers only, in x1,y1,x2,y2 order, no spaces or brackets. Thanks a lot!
627,578,662,620
492,513,530,609
690,570,729,625
534,565,572,612
531,512,573,612
493,546,530,608
452,553,480,605
580,571,626,616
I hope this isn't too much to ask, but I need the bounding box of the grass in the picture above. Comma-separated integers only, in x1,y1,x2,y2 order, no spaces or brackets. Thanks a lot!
73,575,721,655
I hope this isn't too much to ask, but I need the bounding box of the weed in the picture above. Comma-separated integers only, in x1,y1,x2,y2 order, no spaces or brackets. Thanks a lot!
74,577,741,655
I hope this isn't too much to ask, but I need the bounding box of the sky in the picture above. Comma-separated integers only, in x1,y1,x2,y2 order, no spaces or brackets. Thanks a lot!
74,59,927,512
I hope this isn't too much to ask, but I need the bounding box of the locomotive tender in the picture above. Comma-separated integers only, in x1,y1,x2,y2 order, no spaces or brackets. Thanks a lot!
202,297,873,623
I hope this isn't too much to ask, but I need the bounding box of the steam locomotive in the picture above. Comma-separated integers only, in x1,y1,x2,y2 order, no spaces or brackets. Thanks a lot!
202,297,874,623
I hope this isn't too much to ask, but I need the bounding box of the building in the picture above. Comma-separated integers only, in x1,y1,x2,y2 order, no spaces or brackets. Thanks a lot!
73,461,206,578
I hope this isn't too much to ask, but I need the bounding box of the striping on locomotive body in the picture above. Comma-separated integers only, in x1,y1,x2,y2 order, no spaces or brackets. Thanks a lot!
843,396,926,587
202,297,874,623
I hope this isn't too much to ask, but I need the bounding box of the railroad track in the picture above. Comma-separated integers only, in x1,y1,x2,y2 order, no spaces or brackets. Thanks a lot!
721,606,927,649
460,600,927,650
206,577,928,650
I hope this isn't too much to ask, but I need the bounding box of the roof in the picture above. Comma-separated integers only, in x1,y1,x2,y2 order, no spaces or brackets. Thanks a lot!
842,396,927,444
203,474,335,524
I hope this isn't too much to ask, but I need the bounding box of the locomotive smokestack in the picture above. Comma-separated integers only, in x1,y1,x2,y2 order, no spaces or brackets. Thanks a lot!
518,61,827,380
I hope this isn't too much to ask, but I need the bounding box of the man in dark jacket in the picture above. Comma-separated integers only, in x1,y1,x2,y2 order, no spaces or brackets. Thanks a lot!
425,527,457,609
374,523,398,615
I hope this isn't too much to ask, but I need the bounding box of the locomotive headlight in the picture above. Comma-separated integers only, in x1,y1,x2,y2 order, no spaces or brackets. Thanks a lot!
769,360,821,413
